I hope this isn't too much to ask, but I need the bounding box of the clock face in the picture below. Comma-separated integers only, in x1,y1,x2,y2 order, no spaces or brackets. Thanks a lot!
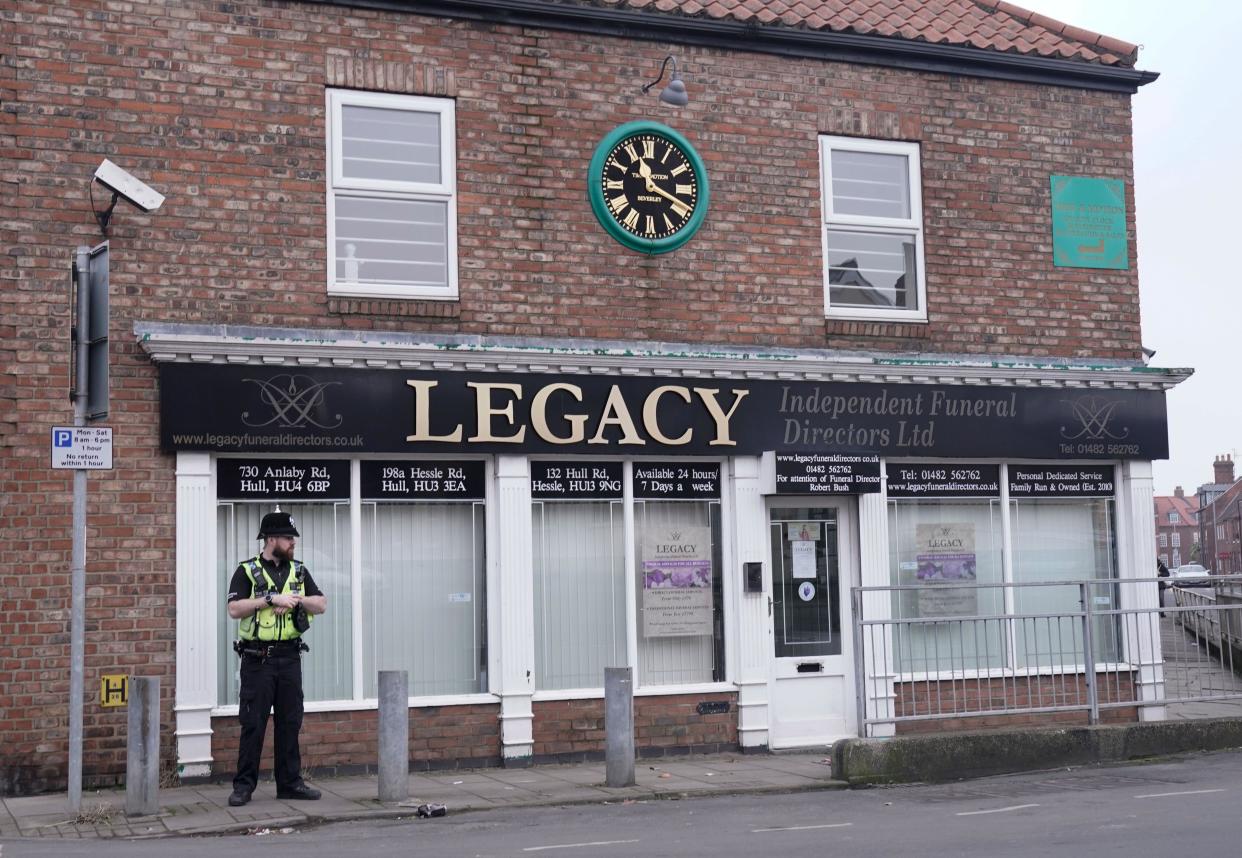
587,122,709,254
601,133,699,240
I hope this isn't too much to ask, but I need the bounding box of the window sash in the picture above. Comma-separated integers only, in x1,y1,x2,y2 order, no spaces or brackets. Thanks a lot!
327,89,457,299
532,500,628,691
635,500,724,685
819,135,925,321
361,501,487,697
885,479,1120,674
217,502,354,706
329,91,455,196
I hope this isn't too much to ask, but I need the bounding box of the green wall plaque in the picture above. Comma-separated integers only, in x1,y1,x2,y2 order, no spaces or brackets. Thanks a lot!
1050,176,1128,269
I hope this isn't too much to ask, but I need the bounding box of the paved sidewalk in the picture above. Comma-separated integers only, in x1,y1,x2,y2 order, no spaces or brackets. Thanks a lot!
0,752,842,840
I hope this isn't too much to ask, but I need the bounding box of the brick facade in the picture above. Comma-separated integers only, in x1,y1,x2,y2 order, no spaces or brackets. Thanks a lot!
0,0,1148,793
1154,488,1200,569
894,674,1139,734
532,693,738,761
211,704,502,777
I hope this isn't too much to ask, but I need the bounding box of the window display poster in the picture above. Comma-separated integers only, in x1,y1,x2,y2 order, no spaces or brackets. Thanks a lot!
642,525,713,637
791,539,817,580
915,523,978,617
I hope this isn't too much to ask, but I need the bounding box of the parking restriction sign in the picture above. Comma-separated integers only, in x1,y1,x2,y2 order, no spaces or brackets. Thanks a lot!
51,426,113,470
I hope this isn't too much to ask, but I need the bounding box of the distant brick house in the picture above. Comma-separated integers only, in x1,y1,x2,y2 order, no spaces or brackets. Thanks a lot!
1199,456,1242,575
2,0,1188,795
1154,487,1200,569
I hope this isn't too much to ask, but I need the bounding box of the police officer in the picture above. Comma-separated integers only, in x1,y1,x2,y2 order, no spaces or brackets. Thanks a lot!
226,510,327,807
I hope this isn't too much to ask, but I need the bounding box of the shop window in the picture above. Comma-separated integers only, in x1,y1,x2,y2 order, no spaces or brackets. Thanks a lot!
326,89,457,299
217,502,353,705
819,135,926,322
361,501,486,697
887,499,1005,674
532,499,626,690
1010,497,1119,667
635,499,724,685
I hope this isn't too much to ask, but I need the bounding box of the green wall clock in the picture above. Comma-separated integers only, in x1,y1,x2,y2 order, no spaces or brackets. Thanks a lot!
587,120,710,255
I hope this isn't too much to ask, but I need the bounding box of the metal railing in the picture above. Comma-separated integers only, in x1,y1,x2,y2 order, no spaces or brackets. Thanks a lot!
851,575,1242,736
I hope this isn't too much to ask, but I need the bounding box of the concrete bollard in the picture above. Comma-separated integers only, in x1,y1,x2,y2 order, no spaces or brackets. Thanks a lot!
125,676,160,817
377,670,410,802
604,667,635,787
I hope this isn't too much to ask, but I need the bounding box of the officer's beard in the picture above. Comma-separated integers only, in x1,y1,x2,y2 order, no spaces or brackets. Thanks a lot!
272,543,296,563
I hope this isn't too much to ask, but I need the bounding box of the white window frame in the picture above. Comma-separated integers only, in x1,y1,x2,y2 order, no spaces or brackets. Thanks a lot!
325,89,458,300
1168,512,1180,524
1171,532,1181,548
1159,532,1167,547
819,135,927,322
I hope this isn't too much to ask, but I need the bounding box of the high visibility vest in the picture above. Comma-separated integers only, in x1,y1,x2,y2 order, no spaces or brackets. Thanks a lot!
238,555,311,642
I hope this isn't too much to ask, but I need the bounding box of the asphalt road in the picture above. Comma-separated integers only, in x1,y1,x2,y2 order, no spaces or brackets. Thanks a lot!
6,750,1242,857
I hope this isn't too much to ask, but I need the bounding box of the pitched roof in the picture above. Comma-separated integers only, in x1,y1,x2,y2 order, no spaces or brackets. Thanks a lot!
1155,493,1200,525
584,0,1139,67
1203,480,1242,523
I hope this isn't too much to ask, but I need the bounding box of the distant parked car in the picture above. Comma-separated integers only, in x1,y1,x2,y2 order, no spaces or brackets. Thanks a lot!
1172,564,1212,587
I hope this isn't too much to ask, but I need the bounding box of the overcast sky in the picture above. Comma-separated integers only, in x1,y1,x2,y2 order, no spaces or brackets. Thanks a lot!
1016,1,1241,498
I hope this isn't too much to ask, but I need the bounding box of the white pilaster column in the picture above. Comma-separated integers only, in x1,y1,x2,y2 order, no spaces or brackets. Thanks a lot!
731,456,770,750
1119,460,1165,720
857,490,895,737
494,455,535,763
175,452,216,776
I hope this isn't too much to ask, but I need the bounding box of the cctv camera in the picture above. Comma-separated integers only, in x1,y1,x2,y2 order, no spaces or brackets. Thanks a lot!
93,159,164,213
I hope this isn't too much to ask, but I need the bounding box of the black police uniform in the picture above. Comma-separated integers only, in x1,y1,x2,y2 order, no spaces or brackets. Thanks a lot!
227,512,323,805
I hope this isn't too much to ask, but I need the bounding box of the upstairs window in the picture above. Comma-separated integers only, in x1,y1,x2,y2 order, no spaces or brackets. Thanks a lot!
819,136,926,321
327,90,457,299
1168,512,1180,524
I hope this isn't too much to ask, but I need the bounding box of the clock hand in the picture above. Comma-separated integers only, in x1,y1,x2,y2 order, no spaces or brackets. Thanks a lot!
636,159,688,207
647,179,687,207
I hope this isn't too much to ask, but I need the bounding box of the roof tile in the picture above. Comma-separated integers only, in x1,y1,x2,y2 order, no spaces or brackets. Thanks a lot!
561,0,1139,66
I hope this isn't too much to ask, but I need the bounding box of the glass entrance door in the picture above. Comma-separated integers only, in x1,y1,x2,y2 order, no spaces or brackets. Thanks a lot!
767,501,855,747
771,508,841,659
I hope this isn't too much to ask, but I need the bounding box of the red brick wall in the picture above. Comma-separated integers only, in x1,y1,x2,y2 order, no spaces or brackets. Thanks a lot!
894,673,1139,734
210,703,502,776
533,693,738,758
0,0,1142,792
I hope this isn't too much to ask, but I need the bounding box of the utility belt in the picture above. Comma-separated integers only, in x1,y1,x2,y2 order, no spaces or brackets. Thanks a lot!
233,639,308,659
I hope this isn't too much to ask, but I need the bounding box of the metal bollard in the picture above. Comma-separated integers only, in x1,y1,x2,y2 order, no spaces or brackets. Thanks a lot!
604,667,635,787
377,670,410,802
125,676,160,817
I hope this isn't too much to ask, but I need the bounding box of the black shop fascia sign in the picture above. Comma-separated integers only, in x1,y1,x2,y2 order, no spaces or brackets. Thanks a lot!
158,364,1169,461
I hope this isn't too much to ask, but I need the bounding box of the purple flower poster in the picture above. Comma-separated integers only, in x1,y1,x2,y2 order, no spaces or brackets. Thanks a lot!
642,525,713,637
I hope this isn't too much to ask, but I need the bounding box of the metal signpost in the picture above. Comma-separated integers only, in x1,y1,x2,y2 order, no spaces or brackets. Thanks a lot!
62,242,110,812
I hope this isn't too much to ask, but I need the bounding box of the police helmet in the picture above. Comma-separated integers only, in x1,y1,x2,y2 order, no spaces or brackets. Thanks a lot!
257,510,300,539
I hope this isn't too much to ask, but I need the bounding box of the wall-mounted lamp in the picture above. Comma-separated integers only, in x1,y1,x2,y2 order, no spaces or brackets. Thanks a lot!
641,55,688,107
